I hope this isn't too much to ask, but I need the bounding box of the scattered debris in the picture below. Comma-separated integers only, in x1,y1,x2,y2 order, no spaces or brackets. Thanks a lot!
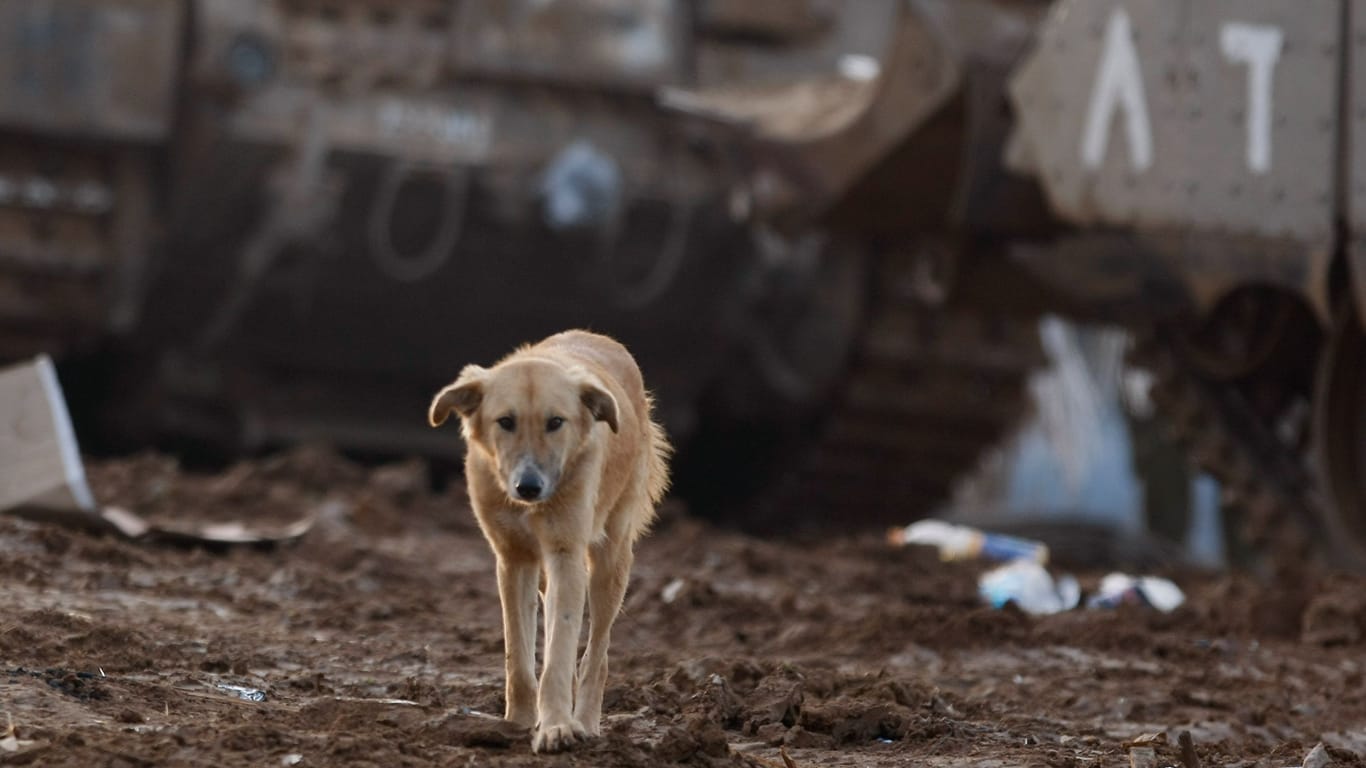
979,565,1188,616
1178,729,1201,768
662,577,687,604
0,712,37,755
1124,732,1168,747
979,560,1080,615
1300,742,1330,768
1128,742,1158,768
4,444,1363,766
21,491,315,545
1125,732,1168,768
0,356,314,547
1087,573,1186,612
281,754,304,766
215,683,267,702
339,696,422,708
889,520,1049,563
145,513,315,547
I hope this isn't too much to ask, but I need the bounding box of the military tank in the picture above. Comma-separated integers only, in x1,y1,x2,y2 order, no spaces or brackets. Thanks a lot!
685,0,1365,564
30,0,1360,564
1005,0,1366,568
0,0,1046,531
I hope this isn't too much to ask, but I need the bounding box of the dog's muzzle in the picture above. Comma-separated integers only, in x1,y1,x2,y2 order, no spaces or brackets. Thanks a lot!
510,460,550,503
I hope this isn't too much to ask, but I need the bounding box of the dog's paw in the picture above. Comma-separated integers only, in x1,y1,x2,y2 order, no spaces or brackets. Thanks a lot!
532,719,588,753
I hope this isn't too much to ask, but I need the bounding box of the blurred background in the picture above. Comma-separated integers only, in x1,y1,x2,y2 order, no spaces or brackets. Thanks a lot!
4,0,1364,571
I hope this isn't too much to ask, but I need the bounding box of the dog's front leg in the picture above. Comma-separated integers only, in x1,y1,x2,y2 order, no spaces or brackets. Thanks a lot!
575,536,631,736
495,554,539,728
532,542,589,753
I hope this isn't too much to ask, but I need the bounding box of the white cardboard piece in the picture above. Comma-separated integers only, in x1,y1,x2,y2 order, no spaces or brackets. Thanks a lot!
0,356,311,545
0,355,96,514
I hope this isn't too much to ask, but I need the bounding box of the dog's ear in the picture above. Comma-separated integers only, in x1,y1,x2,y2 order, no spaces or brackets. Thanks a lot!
580,379,619,434
429,365,488,427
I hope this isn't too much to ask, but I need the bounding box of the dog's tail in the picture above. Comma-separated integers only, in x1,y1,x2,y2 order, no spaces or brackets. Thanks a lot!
644,393,673,506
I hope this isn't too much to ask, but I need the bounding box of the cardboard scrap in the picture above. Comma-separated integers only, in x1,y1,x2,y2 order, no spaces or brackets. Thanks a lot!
1125,732,1168,768
0,354,95,512
0,355,313,546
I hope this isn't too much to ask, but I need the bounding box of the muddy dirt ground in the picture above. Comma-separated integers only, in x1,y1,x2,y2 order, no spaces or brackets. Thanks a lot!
3,447,1366,767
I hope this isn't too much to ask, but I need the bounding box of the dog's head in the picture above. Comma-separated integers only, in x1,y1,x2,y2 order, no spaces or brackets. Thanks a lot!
428,359,618,504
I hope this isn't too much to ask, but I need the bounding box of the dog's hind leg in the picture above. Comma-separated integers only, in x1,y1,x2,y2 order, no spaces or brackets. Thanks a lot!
496,554,539,728
575,534,632,736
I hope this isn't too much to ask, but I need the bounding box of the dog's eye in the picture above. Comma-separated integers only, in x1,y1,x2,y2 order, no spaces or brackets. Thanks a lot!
496,416,516,432
546,416,565,432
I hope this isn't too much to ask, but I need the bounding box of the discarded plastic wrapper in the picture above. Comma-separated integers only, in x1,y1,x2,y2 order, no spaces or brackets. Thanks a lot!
216,683,266,702
889,519,1050,564
1087,573,1186,612
978,560,1080,615
0,355,313,547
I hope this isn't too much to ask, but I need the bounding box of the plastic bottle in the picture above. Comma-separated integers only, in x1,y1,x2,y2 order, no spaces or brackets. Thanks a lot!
887,520,1050,564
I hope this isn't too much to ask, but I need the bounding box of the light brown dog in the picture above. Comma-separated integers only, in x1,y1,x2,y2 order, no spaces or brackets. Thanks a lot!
428,330,670,753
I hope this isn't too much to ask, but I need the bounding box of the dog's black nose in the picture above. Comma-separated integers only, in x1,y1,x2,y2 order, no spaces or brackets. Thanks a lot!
515,479,542,500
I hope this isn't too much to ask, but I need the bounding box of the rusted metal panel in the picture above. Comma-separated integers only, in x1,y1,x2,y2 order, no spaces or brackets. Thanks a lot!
452,0,687,90
0,1,182,141
1009,0,1339,245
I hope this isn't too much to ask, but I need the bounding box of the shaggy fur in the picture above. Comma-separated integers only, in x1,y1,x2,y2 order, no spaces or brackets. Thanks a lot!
428,330,670,753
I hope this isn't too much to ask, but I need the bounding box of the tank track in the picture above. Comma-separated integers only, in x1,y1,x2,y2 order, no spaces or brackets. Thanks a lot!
1129,330,1323,573
757,255,1045,531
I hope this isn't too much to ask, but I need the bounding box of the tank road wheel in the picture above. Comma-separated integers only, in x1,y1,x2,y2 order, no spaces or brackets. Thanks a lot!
1176,286,1306,383
1315,302,1366,566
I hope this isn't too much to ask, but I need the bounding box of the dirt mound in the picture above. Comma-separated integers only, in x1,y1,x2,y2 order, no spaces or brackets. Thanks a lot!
2,450,1365,766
